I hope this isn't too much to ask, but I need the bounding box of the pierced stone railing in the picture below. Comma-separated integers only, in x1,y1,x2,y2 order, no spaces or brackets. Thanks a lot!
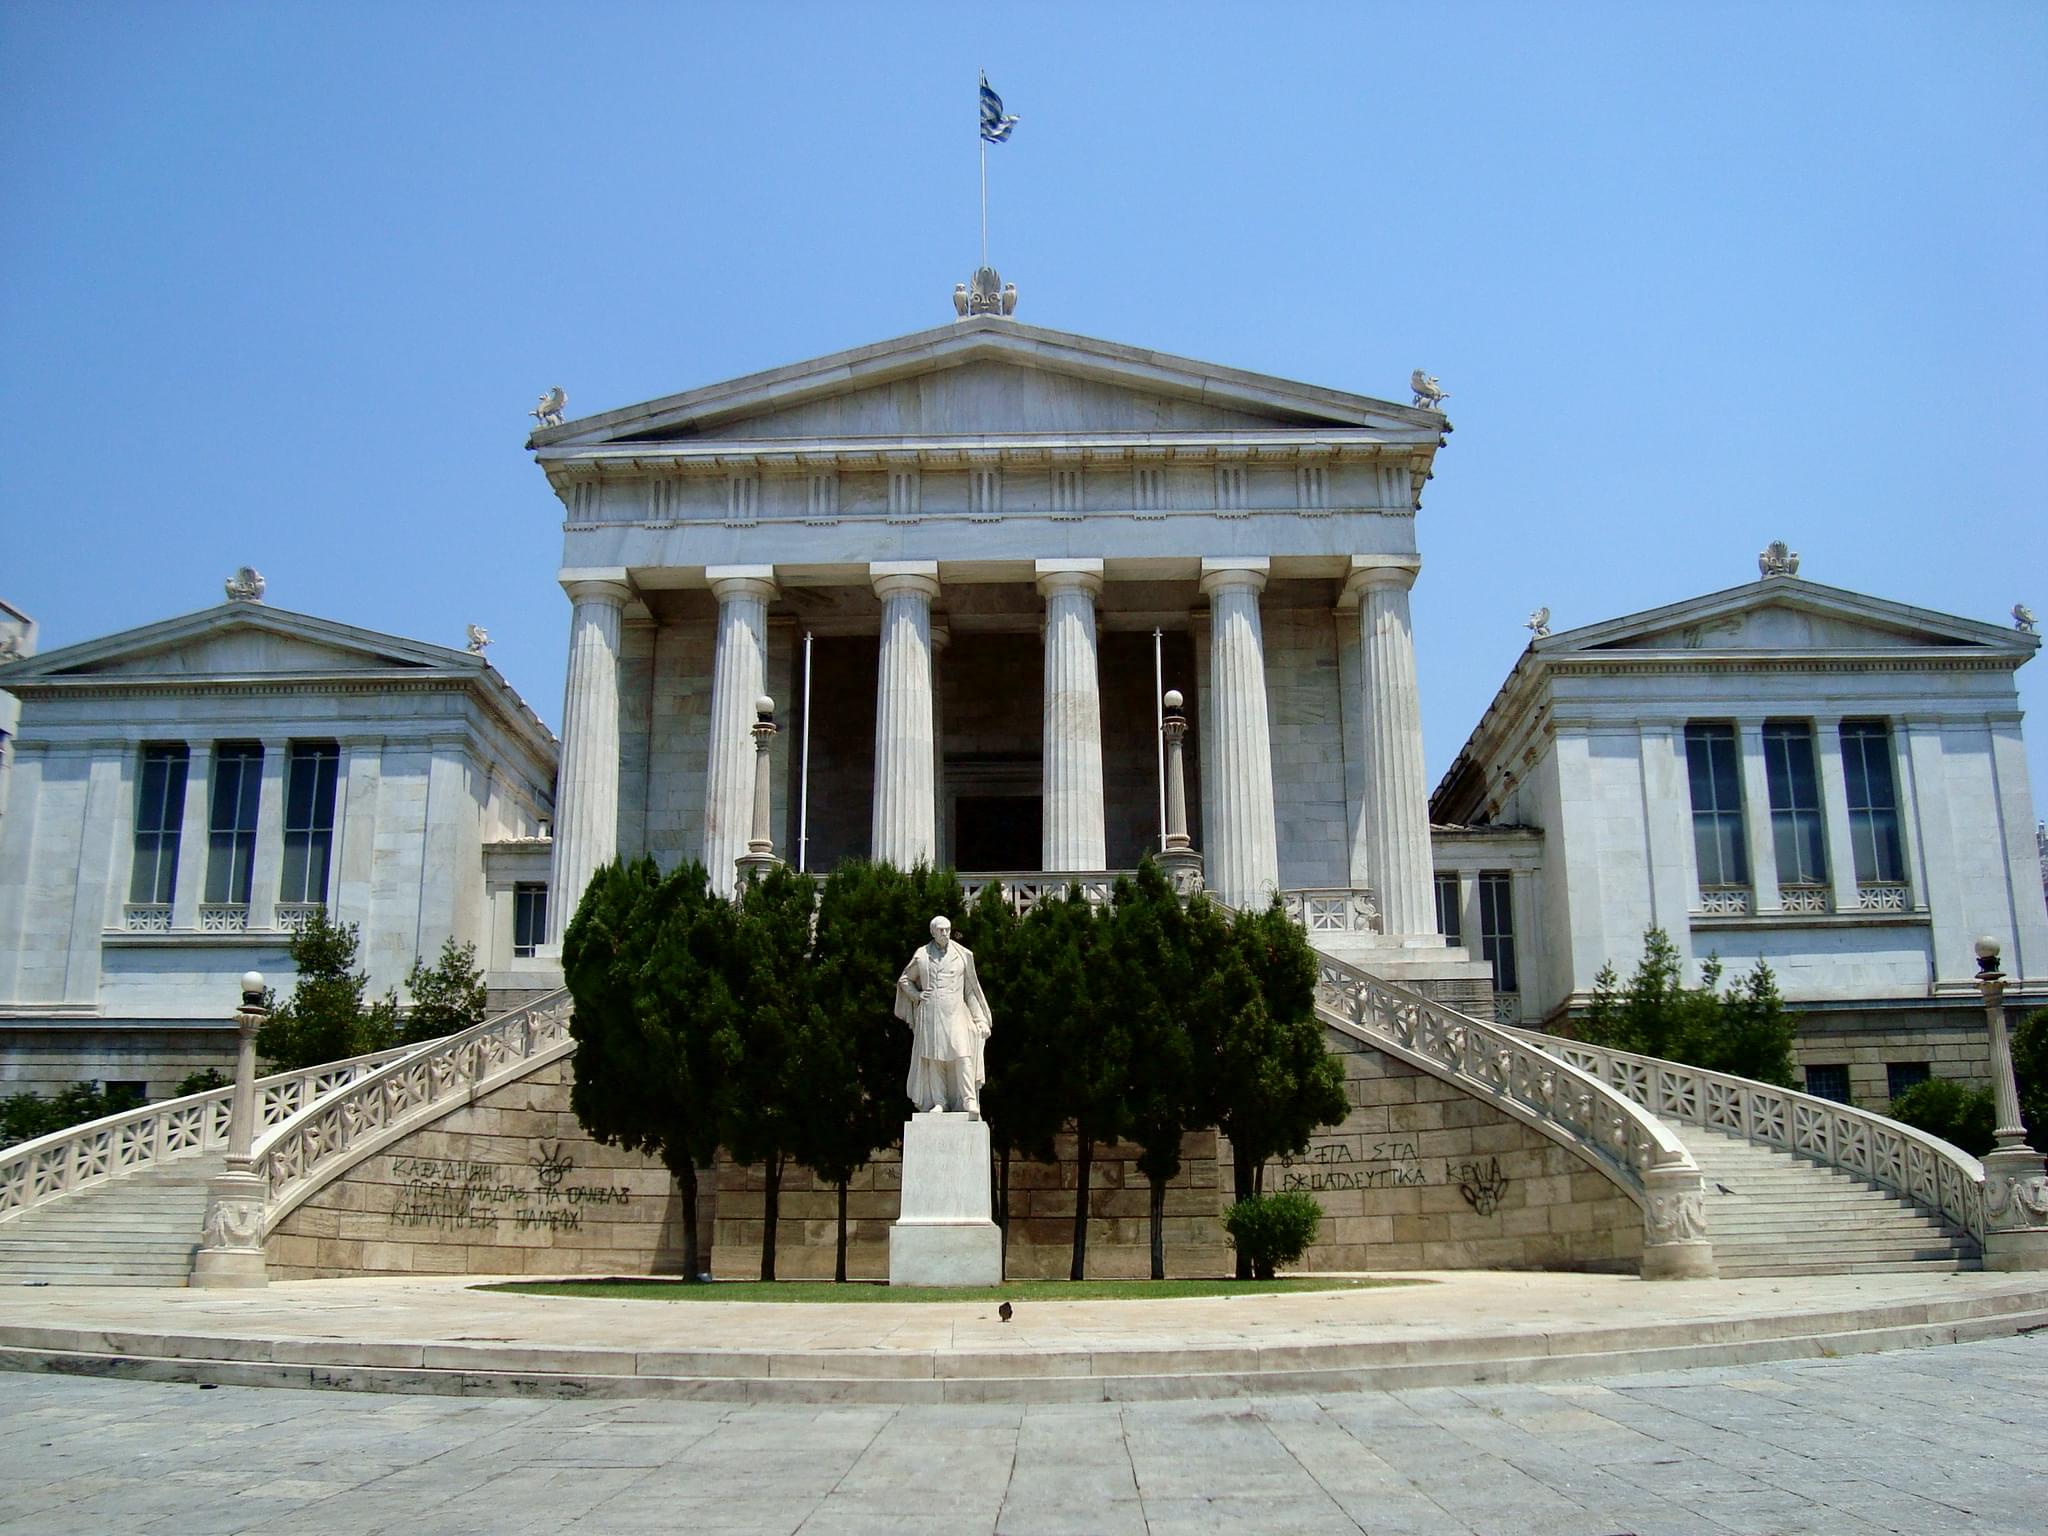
274,902,325,934
1857,881,1909,912
1280,888,1382,935
1509,1030,1986,1243
1777,884,1831,915
123,903,172,933
1305,945,1714,1277
199,903,250,933
0,1042,428,1222
253,988,574,1233
959,872,1123,915
1697,886,1751,916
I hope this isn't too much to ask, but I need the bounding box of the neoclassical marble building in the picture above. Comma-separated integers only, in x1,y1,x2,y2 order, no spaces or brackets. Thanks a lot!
1430,559,2048,1108
526,309,1489,999
0,594,558,1095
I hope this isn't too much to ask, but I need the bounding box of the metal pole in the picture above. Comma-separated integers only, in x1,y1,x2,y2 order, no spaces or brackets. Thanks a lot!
798,631,814,872
1154,628,1166,851
980,135,988,267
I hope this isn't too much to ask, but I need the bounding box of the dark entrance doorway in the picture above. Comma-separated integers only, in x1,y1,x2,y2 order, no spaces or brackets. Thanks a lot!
953,795,1041,871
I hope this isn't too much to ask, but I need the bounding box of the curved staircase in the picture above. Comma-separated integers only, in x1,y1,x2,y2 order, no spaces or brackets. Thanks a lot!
0,965,2001,1285
1686,1126,1981,1276
0,1154,225,1286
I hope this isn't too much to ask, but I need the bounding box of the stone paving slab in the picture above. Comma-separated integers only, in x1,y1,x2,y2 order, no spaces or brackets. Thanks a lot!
1,1336,2043,1535
0,1269,2043,1404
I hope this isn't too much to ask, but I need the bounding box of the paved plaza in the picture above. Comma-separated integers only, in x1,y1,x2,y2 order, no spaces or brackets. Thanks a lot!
2,1334,2043,1535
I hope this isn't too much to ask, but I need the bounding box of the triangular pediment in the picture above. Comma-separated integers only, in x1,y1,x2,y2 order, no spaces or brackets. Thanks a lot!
1540,579,2034,657
530,316,1442,450
0,604,480,685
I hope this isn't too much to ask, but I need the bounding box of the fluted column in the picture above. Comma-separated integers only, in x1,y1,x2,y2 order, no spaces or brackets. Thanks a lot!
547,576,631,943
1199,560,1280,908
1348,557,1435,938
1038,561,1106,872
871,563,940,868
702,567,778,895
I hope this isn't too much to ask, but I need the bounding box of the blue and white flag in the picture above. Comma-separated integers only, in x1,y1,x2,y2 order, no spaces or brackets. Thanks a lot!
979,72,1019,143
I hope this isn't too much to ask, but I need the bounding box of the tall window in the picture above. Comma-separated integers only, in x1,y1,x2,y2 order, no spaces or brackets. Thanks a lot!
1477,871,1518,993
1762,722,1827,885
1840,721,1904,883
280,743,340,906
1433,872,1463,944
129,744,189,905
1684,723,1748,888
514,883,549,958
204,744,264,905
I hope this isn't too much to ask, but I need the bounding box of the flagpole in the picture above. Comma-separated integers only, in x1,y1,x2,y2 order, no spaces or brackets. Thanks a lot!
978,85,988,267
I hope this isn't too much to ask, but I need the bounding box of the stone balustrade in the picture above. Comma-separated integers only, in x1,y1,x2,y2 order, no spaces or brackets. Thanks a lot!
1280,887,1381,935
1303,943,1714,1277
0,1042,427,1222
1511,1029,1987,1242
253,988,575,1235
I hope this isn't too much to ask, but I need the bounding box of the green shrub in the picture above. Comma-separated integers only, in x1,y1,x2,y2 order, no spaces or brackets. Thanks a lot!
172,1067,230,1098
1888,1077,1996,1157
1221,1191,1324,1280
0,1081,145,1149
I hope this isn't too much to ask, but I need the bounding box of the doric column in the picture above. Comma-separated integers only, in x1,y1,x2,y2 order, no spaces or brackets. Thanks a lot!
1037,560,1106,872
871,563,940,868
702,566,778,896
547,576,631,943
1347,556,1435,938
1198,559,1280,908
930,624,950,863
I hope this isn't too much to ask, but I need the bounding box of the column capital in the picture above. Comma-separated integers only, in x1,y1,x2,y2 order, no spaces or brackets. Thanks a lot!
1198,557,1270,599
706,565,779,604
1035,558,1105,599
871,562,941,603
1340,554,1423,603
560,571,633,606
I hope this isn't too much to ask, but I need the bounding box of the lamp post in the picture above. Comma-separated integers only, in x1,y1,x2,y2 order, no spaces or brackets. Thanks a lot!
735,695,782,886
1156,689,1203,896
1974,937,2048,1270
192,971,273,1287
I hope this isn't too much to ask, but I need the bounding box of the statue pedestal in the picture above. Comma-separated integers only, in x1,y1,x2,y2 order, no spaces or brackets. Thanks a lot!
889,1111,1002,1286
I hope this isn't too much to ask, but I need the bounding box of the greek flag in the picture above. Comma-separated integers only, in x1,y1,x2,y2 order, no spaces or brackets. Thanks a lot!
979,72,1019,143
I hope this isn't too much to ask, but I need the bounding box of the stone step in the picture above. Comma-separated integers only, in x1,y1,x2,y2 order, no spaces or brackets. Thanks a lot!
1715,1259,1983,1277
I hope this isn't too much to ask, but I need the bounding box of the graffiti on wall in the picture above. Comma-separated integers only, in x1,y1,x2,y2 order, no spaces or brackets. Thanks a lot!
389,1142,633,1235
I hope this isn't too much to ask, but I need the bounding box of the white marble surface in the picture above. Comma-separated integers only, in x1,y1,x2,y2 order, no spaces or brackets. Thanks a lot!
547,579,628,943
890,1110,1000,1286
870,566,939,868
701,569,775,894
1199,562,1280,908
1037,562,1106,872
1350,559,1435,938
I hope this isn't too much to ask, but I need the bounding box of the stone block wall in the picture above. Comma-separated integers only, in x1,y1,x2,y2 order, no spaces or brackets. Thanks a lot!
1791,1009,1997,1111
266,1058,688,1279
0,1022,235,1098
1245,1029,1644,1274
1262,604,1351,890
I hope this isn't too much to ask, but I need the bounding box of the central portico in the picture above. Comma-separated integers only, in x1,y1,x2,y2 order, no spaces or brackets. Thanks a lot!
530,303,1472,986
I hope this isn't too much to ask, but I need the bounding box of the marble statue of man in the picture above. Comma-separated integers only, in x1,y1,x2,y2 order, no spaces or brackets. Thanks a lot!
895,915,993,1116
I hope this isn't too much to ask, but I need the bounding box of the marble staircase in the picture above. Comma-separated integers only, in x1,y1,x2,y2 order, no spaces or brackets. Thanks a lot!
0,1154,224,1288
1680,1125,1981,1277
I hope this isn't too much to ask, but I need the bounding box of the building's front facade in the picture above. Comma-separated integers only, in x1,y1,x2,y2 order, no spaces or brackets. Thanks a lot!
0,589,558,1096
1430,560,2048,1108
526,307,1491,1002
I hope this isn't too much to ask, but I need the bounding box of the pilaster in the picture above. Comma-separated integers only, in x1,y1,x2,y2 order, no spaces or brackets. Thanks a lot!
244,736,291,928
1736,721,1780,913
1811,716,1862,915
63,753,126,1003
169,744,214,930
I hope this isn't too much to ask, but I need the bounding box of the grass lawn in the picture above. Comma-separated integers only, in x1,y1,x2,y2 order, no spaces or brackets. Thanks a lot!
478,1276,1425,1303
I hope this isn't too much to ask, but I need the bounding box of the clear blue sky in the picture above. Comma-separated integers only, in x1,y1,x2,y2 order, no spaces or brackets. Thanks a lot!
4,3,2045,810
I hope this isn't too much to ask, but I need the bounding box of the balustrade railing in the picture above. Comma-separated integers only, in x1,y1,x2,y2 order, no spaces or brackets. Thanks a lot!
123,903,172,933
1508,1029,1986,1242
0,1041,429,1221
1777,884,1831,915
958,872,1122,915
1280,888,1382,935
1857,882,1909,912
253,988,574,1230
